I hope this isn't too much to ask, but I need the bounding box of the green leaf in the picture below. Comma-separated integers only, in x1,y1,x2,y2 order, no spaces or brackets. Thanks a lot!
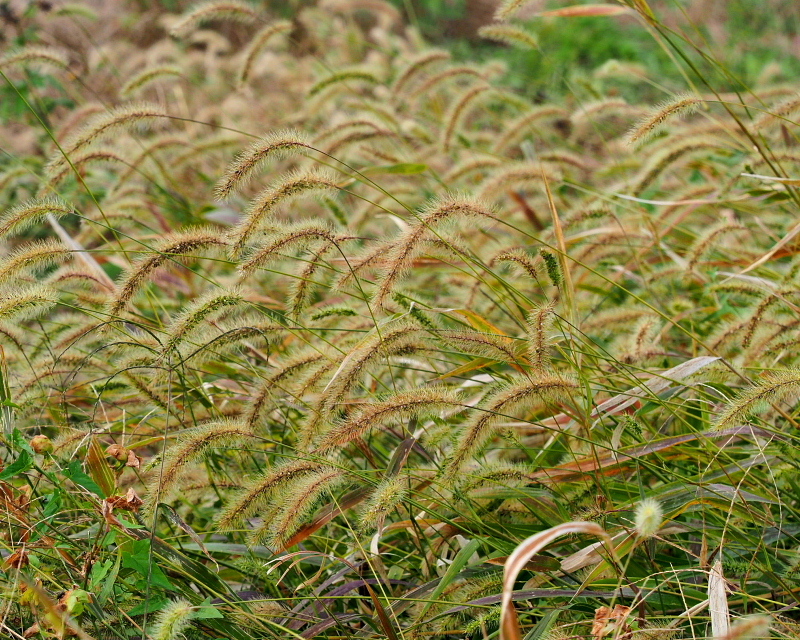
117,516,145,529
42,490,62,519
363,163,428,175
63,589,91,616
89,559,113,587
121,539,176,591
64,459,105,497
418,537,483,619
10,428,33,454
383,163,428,174
0,449,32,480
524,608,561,640
97,552,121,606
127,597,168,617
195,599,224,619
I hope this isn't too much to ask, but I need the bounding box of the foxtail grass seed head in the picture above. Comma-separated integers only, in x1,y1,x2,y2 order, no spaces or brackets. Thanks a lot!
441,84,491,152
753,93,800,131
714,369,800,429
493,248,538,280
372,195,494,306
493,106,567,153
0,239,71,282
477,24,538,49
392,49,451,95
477,162,561,201
540,249,562,288
310,305,357,320
236,221,339,274
238,20,293,87
0,197,73,238
315,386,460,451
720,615,771,640
634,498,663,538
251,467,347,548
42,147,127,191
359,475,408,531
527,301,556,371
214,131,314,200
316,322,425,415
108,228,228,315
308,69,380,97
0,46,70,72
231,170,339,254
120,66,183,98
170,0,259,37
216,459,324,530
57,102,169,159
630,136,723,194
161,289,244,355
494,0,531,20
0,286,57,322
286,241,337,317
626,94,703,146
148,598,196,640
408,65,485,100
146,418,254,508
438,329,523,364
446,374,578,476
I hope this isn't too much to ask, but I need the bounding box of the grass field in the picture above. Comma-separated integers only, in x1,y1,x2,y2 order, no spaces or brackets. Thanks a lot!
1,1,800,639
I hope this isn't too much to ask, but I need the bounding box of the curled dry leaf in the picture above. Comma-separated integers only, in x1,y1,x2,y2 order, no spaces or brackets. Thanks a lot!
102,488,144,527
5,548,30,569
592,605,633,640
125,450,141,469
105,444,127,461
106,487,144,512
101,500,121,527
501,521,616,640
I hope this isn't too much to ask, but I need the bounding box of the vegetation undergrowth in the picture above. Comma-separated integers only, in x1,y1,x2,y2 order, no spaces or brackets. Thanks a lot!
1,1,799,639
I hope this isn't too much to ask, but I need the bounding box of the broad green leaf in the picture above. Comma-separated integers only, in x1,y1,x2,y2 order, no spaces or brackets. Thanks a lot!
64,459,104,497
195,599,224,619
0,449,32,480
121,539,176,591
10,428,33,454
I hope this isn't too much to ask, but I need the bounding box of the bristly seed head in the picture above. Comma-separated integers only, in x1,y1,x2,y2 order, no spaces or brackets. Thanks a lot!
170,0,259,38
214,130,313,201
626,94,703,147
634,498,663,538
